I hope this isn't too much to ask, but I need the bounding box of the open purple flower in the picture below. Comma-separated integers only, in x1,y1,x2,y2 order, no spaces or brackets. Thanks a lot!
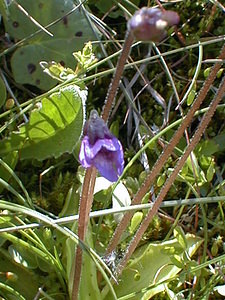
128,7,180,42
79,110,124,182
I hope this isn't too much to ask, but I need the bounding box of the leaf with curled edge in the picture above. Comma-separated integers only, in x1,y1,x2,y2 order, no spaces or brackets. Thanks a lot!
0,84,86,160
105,233,203,300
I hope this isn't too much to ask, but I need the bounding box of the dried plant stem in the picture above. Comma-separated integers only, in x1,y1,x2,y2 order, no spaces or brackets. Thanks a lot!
102,31,134,122
72,166,97,300
106,43,225,255
117,73,225,274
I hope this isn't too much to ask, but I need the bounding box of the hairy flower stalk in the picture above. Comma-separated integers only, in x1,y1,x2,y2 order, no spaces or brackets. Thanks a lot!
106,6,180,254
73,6,180,299
117,73,225,275
107,45,225,276
72,111,124,299
79,109,124,182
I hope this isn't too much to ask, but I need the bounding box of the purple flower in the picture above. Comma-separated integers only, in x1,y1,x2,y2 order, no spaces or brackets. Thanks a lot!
128,7,180,42
79,110,124,182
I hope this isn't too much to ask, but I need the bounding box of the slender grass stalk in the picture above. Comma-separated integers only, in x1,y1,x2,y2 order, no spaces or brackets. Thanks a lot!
0,159,33,208
106,43,225,255
0,282,25,300
0,196,224,233
153,43,202,200
13,0,53,36
36,288,55,300
0,178,27,206
0,37,223,126
116,72,225,274
176,42,203,109
0,231,67,289
164,187,191,240
0,200,117,298
200,203,208,263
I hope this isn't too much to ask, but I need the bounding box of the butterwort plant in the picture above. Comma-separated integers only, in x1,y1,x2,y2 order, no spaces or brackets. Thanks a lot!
73,5,180,299
79,109,124,182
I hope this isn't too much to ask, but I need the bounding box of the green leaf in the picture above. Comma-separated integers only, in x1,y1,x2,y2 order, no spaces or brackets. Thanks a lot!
79,228,102,300
0,76,6,108
8,244,38,269
0,248,41,299
2,0,97,90
157,174,166,187
91,0,140,18
0,0,9,20
105,233,203,300
214,133,225,153
169,254,184,269
197,133,225,157
174,227,187,250
0,84,86,160
206,159,215,182
0,151,18,193
67,225,102,299
187,89,196,106
197,140,219,156
203,67,211,78
186,153,200,177
129,212,143,234
73,41,98,75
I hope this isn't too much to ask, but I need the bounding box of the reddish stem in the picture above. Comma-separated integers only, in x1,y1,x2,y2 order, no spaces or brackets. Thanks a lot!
72,167,97,300
71,30,134,300
102,31,134,123
106,43,225,255
117,73,225,273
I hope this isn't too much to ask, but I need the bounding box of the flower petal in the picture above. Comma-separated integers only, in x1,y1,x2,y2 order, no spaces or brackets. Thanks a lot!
93,153,119,182
79,137,92,168
93,141,124,182
79,109,124,181
85,137,119,160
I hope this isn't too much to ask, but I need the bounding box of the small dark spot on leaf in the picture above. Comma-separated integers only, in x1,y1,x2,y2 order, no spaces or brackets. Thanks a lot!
13,21,19,28
27,63,36,74
60,60,65,67
36,79,40,85
61,10,65,13
38,3,44,9
20,51,24,55
63,16,68,26
75,31,83,37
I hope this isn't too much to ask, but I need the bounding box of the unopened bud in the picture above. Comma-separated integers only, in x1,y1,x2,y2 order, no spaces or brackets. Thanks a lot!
5,98,15,110
128,7,180,42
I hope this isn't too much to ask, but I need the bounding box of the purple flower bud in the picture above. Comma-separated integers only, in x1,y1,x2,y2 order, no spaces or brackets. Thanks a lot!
128,7,180,42
79,110,124,182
